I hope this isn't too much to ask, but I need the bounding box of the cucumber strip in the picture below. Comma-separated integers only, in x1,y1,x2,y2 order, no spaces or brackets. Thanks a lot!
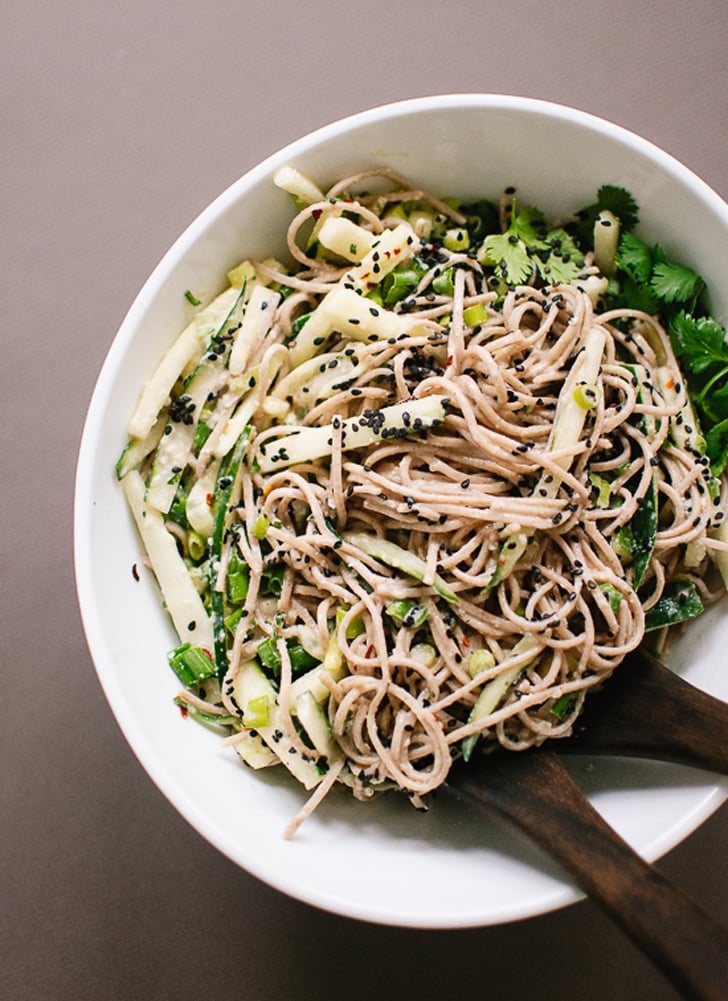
145,361,224,513
121,470,214,651
286,629,349,707
342,223,420,292
228,282,281,376
654,363,707,455
624,363,657,588
489,324,607,587
295,690,341,760
271,349,360,401
185,458,220,538
593,210,619,277
461,634,541,761
257,394,449,473
209,431,251,680
273,165,325,205
145,289,248,512
211,388,259,460
115,413,167,480
709,514,728,589
644,578,704,631
317,216,377,262
289,285,418,366
232,660,323,789
128,286,241,439
233,728,279,770
342,530,458,603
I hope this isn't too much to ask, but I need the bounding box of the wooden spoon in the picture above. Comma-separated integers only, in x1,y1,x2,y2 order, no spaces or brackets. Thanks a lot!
447,647,728,1001
562,644,728,772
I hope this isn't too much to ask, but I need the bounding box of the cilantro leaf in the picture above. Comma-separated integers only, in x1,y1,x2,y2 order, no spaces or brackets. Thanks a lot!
483,204,584,287
616,232,653,285
650,246,704,304
669,312,728,374
574,185,639,248
509,204,545,244
705,418,728,475
535,229,584,284
482,231,533,284
593,185,639,230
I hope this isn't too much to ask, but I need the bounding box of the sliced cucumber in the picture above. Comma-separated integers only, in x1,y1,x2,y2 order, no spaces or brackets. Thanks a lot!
122,470,214,651
461,634,540,760
128,286,241,440
228,282,281,376
257,395,449,473
317,216,377,262
232,660,323,790
295,691,340,760
342,530,458,603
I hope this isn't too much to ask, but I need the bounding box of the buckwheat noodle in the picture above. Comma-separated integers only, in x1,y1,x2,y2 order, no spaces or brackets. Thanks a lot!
144,169,727,830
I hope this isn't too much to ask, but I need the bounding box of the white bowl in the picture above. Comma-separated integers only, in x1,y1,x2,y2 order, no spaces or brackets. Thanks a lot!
74,94,728,928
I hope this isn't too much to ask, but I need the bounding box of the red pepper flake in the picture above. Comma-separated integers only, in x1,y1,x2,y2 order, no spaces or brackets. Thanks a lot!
311,208,322,220
178,704,188,719
206,492,213,507
446,355,453,365
360,271,370,280
393,247,401,255
365,643,375,658
461,634,470,647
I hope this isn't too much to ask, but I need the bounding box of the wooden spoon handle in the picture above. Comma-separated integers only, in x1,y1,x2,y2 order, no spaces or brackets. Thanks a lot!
451,749,728,1001
567,646,728,773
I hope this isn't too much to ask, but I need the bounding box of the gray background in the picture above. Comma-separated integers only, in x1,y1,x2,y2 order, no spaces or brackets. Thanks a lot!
3,2,727,999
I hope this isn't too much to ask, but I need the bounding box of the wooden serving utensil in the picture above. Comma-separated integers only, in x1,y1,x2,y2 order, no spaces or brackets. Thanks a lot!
562,644,728,772
447,646,728,1001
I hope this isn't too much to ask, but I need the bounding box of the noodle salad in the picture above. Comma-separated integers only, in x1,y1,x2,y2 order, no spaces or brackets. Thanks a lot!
117,166,728,836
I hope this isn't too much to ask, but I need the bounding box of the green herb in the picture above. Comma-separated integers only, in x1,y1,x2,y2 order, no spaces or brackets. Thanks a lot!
574,185,639,247
184,289,202,306
481,203,584,287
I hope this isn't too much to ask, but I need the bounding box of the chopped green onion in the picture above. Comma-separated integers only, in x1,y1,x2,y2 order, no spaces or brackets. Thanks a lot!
226,549,250,603
468,648,496,678
462,303,488,327
168,643,216,686
184,289,202,306
381,268,421,305
384,599,429,629
188,530,207,562
252,513,270,540
244,694,273,729
432,268,455,296
573,382,600,409
443,228,470,252
550,693,576,721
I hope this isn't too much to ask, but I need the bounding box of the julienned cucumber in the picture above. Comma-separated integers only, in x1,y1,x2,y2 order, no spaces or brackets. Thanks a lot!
342,530,458,603
256,395,450,473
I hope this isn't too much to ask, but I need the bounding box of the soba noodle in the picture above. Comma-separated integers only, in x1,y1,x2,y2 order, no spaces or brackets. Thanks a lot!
120,167,727,833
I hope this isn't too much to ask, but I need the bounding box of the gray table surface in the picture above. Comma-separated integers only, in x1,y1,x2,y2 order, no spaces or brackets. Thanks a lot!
4,2,727,999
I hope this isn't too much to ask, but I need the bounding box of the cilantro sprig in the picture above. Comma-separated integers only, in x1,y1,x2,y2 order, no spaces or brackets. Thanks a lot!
481,202,584,288
612,232,727,471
